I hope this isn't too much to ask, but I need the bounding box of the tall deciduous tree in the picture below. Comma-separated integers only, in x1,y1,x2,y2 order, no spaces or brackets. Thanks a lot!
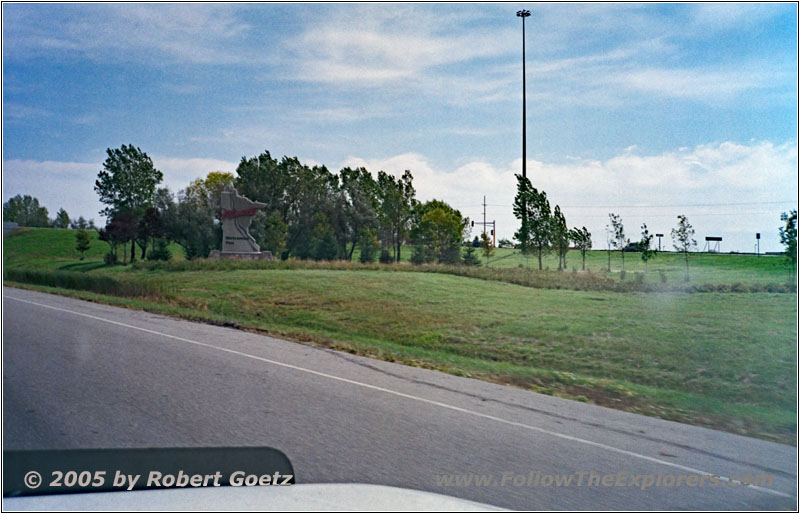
411,199,469,264
671,214,696,281
780,210,797,266
94,144,163,262
377,170,416,263
135,207,163,259
551,205,569,271
512,175,551,270
162,188,218,260
339,167,379,260
639,223,656,272
98,212,137,265
569,226,592,271
608,213,626,271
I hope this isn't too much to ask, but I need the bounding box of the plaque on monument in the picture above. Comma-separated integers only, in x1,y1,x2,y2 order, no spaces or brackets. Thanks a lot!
208,187,274,260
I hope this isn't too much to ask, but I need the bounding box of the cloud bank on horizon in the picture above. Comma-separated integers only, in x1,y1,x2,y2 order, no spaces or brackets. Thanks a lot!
2,3,797,252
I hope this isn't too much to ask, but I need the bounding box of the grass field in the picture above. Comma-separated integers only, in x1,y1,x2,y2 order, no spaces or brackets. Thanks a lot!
3,228,797,444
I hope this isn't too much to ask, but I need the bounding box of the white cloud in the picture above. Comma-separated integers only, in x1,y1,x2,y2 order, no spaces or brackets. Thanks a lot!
610,67,770,101
3,4,253,65
2,156,238,224
3,159,102,222
690,3,783,32
281,5,515,86
3,103,51,120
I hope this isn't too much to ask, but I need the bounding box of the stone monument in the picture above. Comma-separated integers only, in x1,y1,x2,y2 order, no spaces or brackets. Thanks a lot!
208,187,274,260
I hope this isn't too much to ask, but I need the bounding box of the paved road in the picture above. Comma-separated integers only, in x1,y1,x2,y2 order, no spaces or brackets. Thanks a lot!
3,287,797,510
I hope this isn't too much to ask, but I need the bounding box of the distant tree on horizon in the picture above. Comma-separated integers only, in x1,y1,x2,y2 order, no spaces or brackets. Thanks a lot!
672,215,696,281
569,226,592,271
780,210,797,266
608,213,626,271
53,208,70,229
639,223,656,272
3,194,50,227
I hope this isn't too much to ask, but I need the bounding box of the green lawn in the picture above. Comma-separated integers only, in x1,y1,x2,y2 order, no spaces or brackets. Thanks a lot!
4,228,797,443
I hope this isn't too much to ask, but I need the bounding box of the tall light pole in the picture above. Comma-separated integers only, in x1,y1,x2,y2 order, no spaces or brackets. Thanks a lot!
517,9,531,180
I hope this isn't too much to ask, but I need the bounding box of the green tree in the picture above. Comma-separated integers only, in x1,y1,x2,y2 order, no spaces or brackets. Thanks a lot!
780,210,797,266
161,187,217,260
513,174,532,262
462,246,480,266
184,171,235,219
411,200,469,264
480,232,495,266
250,210,288,258
3,194,50,227
339,167,379,260
608,213,625,271
671,214,696,281
569,226,592,271
235,151,289,221
134,207,163,259
74,229,91,260
98,212,137,265
70,216,88,229
377,170,417,263
512,175,551,270
358,227,380,263
94,144,163,262
551,205,569,271
639,223,656,272
53,208,70,228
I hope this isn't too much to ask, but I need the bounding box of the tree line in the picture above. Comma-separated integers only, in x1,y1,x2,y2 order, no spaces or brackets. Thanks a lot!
512,174,593,271
90,145,477,265
5,144,797,271
3,194,96,230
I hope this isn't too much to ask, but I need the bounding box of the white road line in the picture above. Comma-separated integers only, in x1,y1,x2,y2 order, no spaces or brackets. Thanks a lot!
4,293,795,500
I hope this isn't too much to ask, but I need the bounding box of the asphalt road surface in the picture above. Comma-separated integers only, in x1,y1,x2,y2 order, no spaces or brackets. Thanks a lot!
3,287,797,510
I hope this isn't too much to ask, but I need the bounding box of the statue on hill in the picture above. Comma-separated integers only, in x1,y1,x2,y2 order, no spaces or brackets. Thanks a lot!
209,187,273,260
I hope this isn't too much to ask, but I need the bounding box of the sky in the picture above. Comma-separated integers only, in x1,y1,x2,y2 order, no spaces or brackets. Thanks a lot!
2,2,797,253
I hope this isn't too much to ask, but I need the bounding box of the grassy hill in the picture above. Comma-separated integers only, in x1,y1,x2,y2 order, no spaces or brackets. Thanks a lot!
4,228,797,443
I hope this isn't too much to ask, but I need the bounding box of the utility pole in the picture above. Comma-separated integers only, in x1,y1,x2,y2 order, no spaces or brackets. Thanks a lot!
483,196,487,238
475,196,496,247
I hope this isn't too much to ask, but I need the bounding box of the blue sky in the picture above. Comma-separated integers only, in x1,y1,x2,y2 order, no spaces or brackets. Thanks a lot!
3,2,797,252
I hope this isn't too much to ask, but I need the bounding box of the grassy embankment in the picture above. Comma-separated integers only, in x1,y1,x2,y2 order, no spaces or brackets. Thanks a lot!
3,228,797,444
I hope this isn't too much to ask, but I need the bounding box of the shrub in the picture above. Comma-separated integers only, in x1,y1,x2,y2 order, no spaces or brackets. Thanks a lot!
410,245,434,265
379,249,393,264
358,228,379,263
462,247,481,266
148,239,172,261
